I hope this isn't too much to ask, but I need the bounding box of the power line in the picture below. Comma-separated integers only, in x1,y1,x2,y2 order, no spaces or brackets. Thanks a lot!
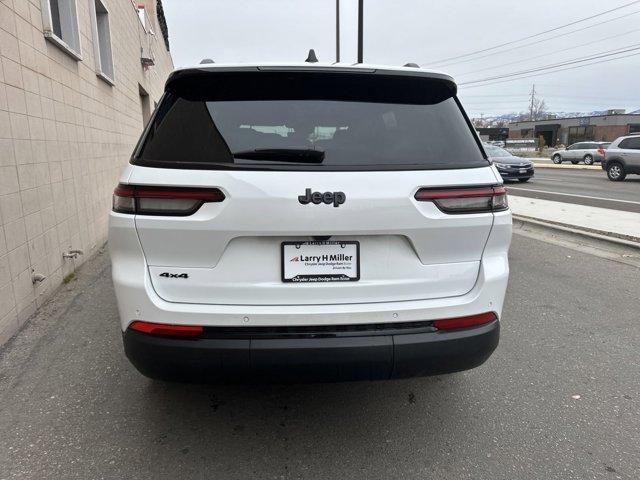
455,28,640,77
463,99,637,106
431,9,640,69
459,50,640,89
462,94,640,101
459,42,640,85
424,0,640,66
544,94,640,101
462,99,531,103
461,94,529,98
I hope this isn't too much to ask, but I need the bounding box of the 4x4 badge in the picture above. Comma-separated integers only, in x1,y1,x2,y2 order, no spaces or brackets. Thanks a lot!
159,272,189,279
298,188,346,208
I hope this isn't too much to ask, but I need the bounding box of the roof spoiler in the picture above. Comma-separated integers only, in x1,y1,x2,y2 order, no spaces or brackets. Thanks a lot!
165,66,457,97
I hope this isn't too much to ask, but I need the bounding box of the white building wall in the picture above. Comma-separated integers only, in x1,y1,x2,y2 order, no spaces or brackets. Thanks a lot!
0,0,173,343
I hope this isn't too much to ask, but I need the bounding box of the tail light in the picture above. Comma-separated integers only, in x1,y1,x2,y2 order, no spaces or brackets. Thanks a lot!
129,321,203,338
433,312,497,331
597,147,606,156
112,184,225,216
414,186,508,214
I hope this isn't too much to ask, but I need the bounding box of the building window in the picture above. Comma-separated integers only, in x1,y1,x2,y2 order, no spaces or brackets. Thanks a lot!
139,85,152,127
41,0,82,59
568,126,594,145
629,124,640,134
90,0,114,84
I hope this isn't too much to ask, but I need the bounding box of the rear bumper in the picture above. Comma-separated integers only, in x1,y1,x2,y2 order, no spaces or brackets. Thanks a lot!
123,320,499,383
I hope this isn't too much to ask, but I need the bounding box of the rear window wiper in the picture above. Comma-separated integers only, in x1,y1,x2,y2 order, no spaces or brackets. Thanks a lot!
232,148,325,163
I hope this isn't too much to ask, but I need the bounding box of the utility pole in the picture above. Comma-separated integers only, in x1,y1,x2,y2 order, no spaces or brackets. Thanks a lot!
529,84,536,121
336,0,340,62
357,0,363,63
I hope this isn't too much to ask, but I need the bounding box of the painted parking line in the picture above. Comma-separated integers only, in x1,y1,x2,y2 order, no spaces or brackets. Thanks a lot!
507,187,640,206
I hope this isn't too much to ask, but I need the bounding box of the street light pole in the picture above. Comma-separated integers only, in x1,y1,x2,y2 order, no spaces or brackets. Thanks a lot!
336,0,340,62
357,0,363,63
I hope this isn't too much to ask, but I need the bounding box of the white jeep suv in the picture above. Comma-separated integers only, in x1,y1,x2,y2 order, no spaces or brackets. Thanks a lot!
108,63,512,382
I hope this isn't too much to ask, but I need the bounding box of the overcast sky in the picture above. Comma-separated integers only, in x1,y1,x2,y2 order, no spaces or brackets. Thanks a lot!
162,0,640,117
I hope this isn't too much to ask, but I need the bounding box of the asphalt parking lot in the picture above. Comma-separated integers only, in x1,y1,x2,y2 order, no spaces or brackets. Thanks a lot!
0,234,639,480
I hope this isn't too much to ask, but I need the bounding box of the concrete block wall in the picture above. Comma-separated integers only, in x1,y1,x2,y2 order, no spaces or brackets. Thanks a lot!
0,0,173,343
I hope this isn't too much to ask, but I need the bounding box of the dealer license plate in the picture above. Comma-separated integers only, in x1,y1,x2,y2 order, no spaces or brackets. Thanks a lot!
282,241,360,283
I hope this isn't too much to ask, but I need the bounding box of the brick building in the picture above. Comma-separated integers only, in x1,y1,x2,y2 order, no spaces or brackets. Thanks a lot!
509,112,640,147
0,0,173,343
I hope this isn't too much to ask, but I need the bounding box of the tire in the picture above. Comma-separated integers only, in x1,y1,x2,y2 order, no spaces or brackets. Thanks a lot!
518,178,530,183
571,160,579,165
606,162,626,182
552,154,562,164
583,155,594,165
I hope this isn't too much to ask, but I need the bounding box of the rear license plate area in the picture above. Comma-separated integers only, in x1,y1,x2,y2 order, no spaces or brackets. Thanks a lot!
282,241,360,283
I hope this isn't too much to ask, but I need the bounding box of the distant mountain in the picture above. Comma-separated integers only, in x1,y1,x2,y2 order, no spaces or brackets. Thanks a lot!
477,109,640,125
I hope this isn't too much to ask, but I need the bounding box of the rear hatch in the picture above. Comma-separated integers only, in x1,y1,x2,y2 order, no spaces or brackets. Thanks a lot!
124,67,501,306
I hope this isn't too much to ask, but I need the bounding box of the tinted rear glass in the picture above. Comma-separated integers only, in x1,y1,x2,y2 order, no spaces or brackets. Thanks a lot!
134,71,487,171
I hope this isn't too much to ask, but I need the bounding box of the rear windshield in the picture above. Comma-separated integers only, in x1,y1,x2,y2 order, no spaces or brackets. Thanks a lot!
133,71,487,171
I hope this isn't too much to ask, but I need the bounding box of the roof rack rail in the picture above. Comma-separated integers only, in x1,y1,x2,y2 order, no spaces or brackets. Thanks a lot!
200,58,215,64
404,62,420,68
305,49,319,63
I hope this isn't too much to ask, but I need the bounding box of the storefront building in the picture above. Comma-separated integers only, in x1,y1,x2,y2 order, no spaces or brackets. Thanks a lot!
509,112,640,147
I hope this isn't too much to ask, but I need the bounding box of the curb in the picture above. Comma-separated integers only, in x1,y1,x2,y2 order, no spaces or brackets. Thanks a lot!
533,163,602,170
512,215,640,250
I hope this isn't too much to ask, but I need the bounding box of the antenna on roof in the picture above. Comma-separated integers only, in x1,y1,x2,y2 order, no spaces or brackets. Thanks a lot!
305,49,319,63
200,58,215,64
404,62,420,68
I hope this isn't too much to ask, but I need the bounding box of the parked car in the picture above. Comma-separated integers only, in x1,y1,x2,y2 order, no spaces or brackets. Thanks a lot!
551,142,610,165
109,63,512,383
602,134,640,181
484,144,534,182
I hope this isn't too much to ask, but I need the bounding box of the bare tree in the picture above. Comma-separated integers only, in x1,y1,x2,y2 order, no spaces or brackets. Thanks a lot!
472,117,487,128
531,98,548,121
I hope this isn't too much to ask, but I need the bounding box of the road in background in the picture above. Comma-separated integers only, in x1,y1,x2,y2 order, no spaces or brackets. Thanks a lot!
1,237,639,480
507,169,640,213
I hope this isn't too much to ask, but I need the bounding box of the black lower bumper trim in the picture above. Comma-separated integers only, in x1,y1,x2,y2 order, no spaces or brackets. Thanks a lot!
123,320,499,383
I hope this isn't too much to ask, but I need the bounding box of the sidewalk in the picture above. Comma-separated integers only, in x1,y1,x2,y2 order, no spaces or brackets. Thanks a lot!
533,163,601,171
517,158,602,170
509,196,640,244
